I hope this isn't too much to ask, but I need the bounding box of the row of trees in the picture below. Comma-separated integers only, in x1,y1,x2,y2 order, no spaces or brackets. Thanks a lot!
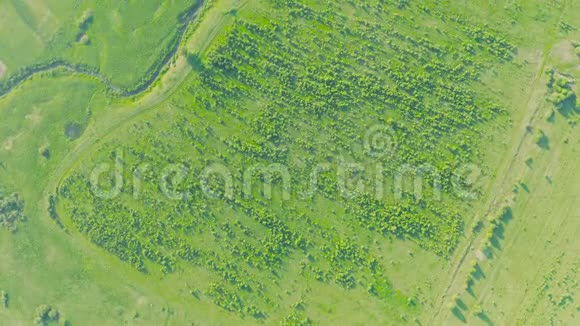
54,0,519,320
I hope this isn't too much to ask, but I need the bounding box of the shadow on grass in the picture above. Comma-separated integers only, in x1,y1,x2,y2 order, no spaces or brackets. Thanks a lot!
452,307,467,323
490,225,504,250
473,263,486,280
477,312,494,326
519,182,530,193
488,207,513,252
500,207,513,223
456,298,468,311
466,278,476,297
187,53,205,72
557,94,578,119
536,133,550,150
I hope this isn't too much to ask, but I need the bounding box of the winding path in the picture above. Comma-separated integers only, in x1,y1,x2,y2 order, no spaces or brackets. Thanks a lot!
38,0,249,221
0,0,205,98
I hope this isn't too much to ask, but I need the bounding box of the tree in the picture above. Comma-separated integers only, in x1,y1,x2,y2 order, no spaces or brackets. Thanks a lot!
33,304,59,325
472,304,484,317
0,290,7,309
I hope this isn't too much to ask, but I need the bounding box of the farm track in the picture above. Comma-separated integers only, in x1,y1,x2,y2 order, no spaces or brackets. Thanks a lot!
430,48,551,324
0,0,206,98
430,5,571,317
39,0,248,218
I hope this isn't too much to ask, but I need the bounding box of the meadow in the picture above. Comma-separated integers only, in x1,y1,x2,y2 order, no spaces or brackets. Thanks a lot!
0,0,201,94
0,0,579,325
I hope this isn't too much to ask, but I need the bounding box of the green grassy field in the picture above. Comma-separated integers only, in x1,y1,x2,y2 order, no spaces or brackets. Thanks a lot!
0,0,200,91
434,34,580,325
0,0,579,325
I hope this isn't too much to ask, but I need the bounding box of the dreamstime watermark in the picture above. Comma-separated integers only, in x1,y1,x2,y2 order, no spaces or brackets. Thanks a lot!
88,134,485,204
364,124,397,159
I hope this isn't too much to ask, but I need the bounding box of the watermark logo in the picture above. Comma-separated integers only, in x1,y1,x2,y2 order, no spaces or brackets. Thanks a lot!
89,148,123,199
88,160,485,203
364,124,397,159
86,128,486,204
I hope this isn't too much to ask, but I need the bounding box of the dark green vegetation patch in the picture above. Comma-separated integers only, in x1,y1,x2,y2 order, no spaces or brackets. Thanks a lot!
0,192,25,232
52,0,519,320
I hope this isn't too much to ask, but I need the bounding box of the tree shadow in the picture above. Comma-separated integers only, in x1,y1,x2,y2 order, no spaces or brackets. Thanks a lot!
547,110,556,123
490,223,505,250
65,122,85,140
226,8,239,16
466,278,476,297
490,207,513,251
477,312,494,326
187,53,205,72
483,246,494,259
500,207,513,223
556,94,578,119
525,158,534,168
536,133,550,150
452,306,467,323
456,298,468,311
473,263,486,280
472,221,485,234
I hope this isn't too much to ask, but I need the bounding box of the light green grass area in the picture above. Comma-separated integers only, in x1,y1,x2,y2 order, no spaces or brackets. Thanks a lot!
0,0,578,325
0,0,199,89
435,32,580,325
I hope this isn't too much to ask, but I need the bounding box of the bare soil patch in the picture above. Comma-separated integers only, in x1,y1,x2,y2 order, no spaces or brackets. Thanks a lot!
25,107,42,127
3,136,17,151
0,60,6,79
551,40,576,64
